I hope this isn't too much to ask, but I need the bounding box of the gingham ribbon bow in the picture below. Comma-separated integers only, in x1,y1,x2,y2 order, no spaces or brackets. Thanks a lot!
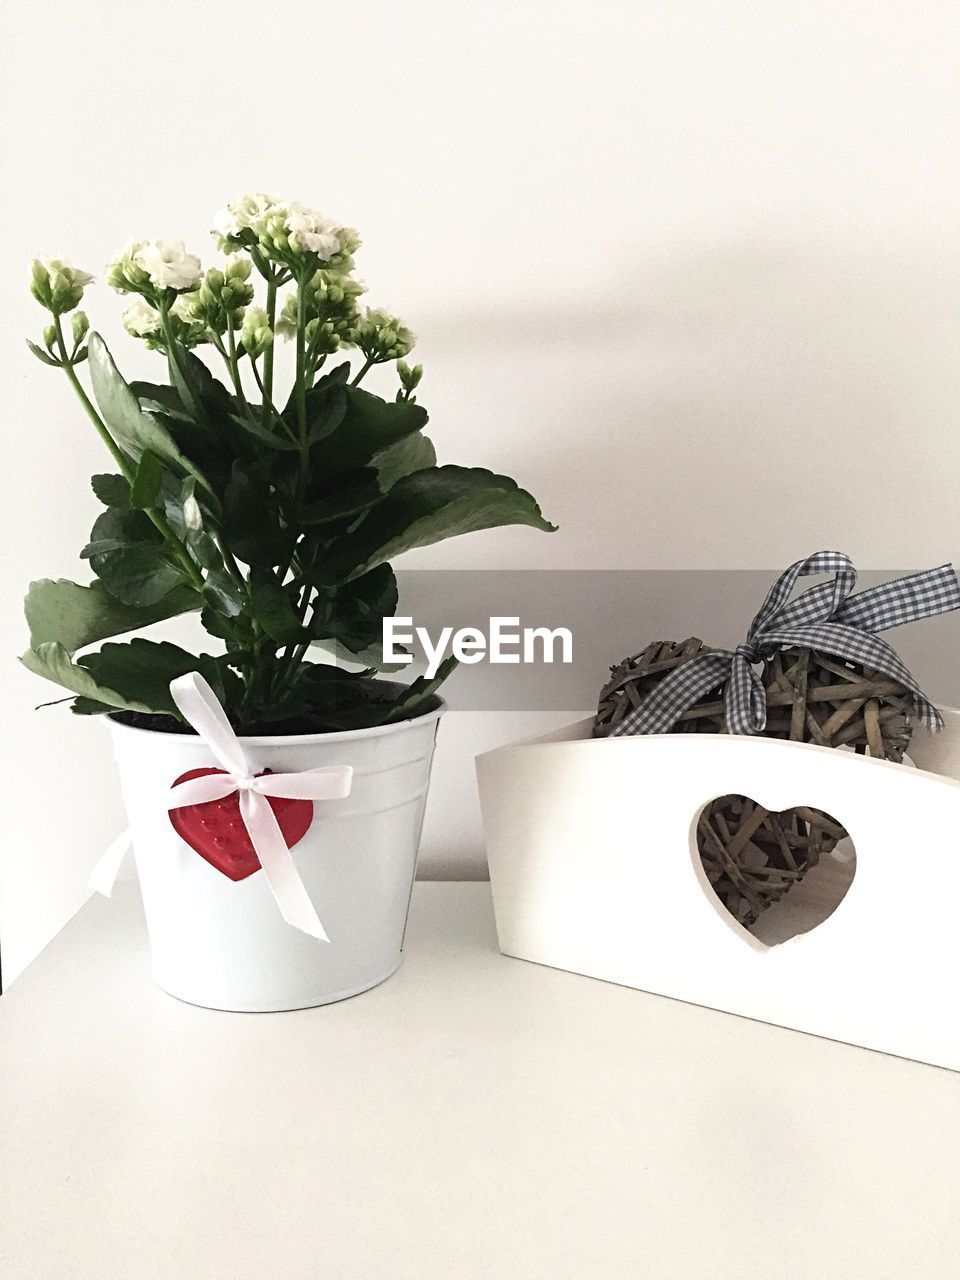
610,552,960,738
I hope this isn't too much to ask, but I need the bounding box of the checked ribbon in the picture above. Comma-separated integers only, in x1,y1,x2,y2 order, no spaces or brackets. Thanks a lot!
609,552,960,738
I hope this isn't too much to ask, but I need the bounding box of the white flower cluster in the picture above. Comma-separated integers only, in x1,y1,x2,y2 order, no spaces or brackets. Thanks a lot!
107,239,202,294
30,195,418,375
213,192,348,262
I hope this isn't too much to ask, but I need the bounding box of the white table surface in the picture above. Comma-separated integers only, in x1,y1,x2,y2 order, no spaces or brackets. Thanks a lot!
1,882,958,1280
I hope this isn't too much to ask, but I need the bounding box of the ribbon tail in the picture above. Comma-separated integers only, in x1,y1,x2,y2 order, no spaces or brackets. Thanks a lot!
88,829,132,897
725,659,767,735
608,651,734,735
240,790,330,943
832,564,960,634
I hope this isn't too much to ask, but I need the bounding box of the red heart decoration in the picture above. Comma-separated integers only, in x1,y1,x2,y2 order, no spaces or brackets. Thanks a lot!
168,767,314,882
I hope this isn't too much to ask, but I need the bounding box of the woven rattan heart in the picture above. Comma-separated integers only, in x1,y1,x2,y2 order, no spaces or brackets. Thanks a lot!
697,794,855,941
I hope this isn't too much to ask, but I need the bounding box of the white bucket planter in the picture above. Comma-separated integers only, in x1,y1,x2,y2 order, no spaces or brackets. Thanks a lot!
477,710,960,1071
109,704,443,1012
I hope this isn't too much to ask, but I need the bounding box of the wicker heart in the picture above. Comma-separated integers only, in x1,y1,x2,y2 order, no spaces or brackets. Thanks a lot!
168,767,313,882
697,794,855,943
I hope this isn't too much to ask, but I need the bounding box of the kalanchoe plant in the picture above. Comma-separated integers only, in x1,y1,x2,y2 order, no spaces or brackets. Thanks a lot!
23,196,555,733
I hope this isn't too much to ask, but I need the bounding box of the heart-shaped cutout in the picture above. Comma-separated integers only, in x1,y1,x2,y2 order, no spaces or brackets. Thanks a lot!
169,767,314,882
696,795,855,944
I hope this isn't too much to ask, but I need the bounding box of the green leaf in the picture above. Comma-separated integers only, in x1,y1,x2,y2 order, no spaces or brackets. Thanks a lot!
382,656,457,722
81,507,157,559
317,466,557,583
165,341,205,422
283,363,350,443
26,340,61,367
21,643,158,713
203,569,245,618
308,637,411,672
199,606,239,642
130,381,194,422
24,577,199,653
71,696,121,716
129,450,163,509
87,333,213,497
90,544,185,607
287,662,386,720
298,471,383,525
310,386,428,480
179,477,223,571
372,432,437,492
310,565,398,653
305,381,347,443
228,412,300,452
81,509,186,607
91,473,131,507
283,660,452,731
221,463,293,568
78,639,223,717
249,569,303,644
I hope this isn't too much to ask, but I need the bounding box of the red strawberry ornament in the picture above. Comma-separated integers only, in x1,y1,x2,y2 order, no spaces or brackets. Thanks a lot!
169,767,313,881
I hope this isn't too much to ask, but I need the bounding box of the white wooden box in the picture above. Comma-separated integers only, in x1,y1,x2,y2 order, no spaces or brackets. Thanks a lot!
476,710,960,1070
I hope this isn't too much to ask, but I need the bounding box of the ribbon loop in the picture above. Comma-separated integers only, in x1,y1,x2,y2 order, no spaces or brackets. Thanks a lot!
609,552,960,739
169,672,250,779
89,672,353,941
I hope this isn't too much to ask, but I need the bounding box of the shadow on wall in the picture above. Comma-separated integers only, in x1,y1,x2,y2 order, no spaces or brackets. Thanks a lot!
416,231,960,566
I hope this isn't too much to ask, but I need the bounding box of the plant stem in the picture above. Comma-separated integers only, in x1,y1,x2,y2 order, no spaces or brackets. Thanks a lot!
293,275,310,507
54,318,204,591
214,535,247,591
224,322,251,415
62,354,133,479
250,359,295,441
261,276,277,427
352,357,374,386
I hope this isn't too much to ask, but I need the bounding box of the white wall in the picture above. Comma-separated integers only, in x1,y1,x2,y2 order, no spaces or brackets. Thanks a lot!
2,0,959,983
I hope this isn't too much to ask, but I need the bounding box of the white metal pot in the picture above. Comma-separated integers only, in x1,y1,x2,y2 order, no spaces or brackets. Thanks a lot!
108,704,444,1012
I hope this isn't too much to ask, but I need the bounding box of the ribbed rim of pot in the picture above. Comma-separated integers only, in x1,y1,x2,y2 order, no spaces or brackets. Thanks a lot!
107,697,446,747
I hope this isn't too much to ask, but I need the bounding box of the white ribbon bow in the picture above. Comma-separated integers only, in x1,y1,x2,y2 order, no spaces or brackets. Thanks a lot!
89,671,353,942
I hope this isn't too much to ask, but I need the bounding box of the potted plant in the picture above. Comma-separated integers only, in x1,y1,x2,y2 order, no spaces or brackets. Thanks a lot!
22,194,555,1011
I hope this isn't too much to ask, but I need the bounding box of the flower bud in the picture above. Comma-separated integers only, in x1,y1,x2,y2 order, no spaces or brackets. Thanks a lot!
42,323,58,351
71,311,89,344
275,294,299,341
224,254,252,285
30,257,93,314
397,360,423,391
355,307,415,363
30,259,52,309
241,306,274,359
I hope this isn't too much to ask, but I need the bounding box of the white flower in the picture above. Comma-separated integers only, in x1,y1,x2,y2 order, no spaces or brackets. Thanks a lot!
285,203,342,258
212,192,281,245
41,257,94,288
132,240,202,291
122,298,162,336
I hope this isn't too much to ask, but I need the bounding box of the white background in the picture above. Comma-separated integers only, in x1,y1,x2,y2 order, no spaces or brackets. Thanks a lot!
2,0,959,983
